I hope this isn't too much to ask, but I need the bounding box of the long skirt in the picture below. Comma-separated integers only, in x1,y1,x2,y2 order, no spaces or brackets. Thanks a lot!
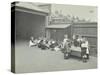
81,47,87,57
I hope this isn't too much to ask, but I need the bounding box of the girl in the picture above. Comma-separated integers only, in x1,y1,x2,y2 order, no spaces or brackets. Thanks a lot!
73,35,80,47
81,37,89,62
62,34,71,59
29,36,36,47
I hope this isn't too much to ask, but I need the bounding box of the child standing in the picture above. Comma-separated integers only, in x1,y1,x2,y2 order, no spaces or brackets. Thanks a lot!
81,37,89,62
62,34,71,59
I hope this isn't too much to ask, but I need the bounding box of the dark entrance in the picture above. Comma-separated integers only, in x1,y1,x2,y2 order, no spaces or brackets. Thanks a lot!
15,11,47,41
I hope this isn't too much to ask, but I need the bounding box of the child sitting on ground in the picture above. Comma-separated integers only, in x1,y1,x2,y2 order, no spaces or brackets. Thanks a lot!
38,37,48,50
50,39,58,50
29,36,36,47
54,43,62,52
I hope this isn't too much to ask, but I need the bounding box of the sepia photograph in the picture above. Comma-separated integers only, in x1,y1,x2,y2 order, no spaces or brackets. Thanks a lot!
11,1,97,73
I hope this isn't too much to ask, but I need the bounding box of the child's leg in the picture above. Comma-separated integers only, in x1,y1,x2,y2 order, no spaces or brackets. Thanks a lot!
82,55,87,62
86,54,89,59
86,48,89,59
64,52,69,59
81,47,88,62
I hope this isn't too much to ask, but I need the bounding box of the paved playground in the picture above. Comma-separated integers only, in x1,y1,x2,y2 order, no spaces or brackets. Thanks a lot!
15,41,97,73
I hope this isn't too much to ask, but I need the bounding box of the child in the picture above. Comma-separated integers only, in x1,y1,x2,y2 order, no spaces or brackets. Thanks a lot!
49,39,56,49
62,34,71,59
81,37,89,62
29,36,36,47
62,34,69,48
47,39,52,48
77,35,83,47
38,37,48,50
73,35,80,47
33,38,39,46
38,39,43,48
53,41,61,51
41,38,48,50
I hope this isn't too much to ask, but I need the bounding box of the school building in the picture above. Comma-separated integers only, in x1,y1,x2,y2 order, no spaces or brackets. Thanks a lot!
12,2,49,41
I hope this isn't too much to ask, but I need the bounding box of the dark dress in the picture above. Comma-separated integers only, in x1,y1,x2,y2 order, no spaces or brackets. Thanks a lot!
73,39,80,47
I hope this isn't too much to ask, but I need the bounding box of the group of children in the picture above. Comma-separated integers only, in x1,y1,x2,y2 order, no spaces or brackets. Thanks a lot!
29,36,62,51
63,34,89,62
29,34,90,62
72,34,89,60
